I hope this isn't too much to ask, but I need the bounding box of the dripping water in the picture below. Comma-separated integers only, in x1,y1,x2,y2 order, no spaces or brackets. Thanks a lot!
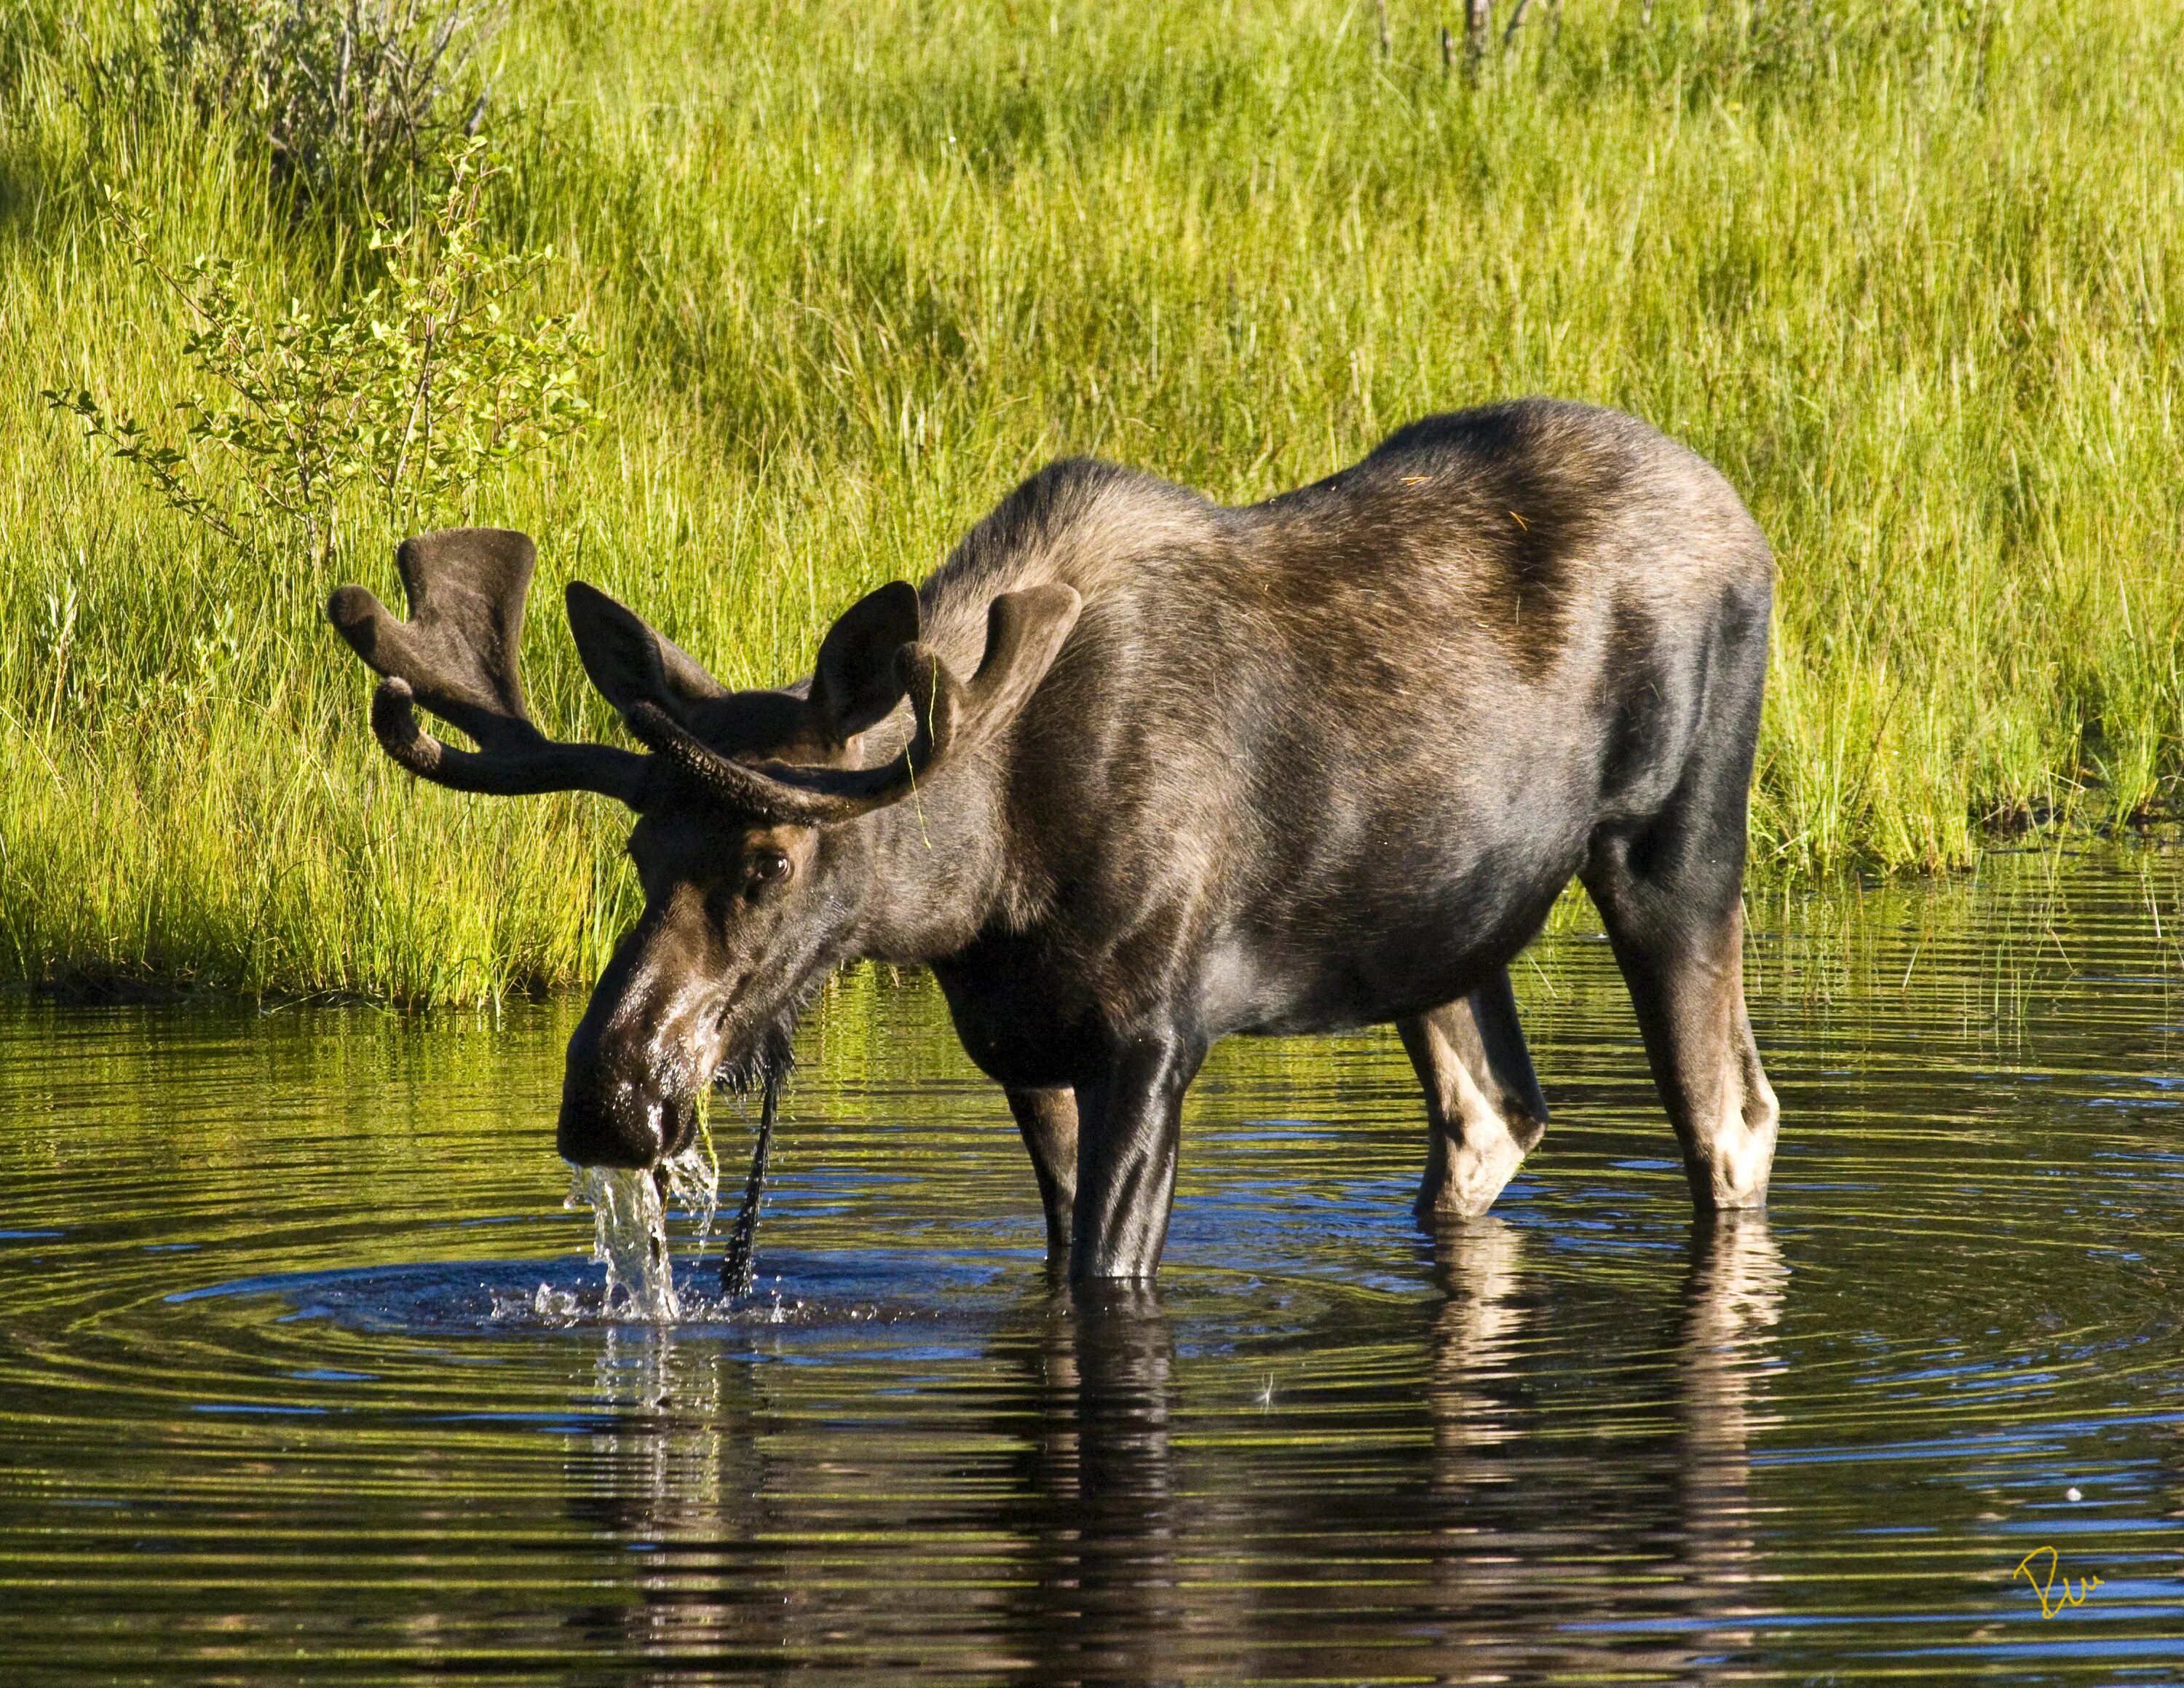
562,1135,719,1322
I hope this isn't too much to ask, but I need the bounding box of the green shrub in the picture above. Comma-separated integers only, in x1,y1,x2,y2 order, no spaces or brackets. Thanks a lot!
44,138,595,569
170,0,500,210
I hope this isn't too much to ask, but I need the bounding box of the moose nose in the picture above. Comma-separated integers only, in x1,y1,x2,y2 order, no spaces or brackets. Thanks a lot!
558,925,711,1167
555,1074,670,1168
557,1054,705,1167
560,989,700,1167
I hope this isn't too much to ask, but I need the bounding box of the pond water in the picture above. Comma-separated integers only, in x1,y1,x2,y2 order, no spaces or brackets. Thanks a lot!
3,848,2183,1684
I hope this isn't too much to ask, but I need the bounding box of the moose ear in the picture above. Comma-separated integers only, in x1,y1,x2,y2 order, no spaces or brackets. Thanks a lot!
566,581,729,721
810,580,922,744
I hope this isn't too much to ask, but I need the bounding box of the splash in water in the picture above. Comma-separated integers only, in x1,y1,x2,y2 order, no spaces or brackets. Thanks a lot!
660,1135,721,1247
562,1137,719,1322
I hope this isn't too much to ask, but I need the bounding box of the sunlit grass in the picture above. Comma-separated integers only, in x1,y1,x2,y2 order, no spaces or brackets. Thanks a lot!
3,0,2180,1002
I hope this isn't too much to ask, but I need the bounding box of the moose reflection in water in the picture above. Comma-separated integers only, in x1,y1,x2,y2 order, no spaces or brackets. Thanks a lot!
5,853,2180,1681
330,399,1781,1281
558,1217,1786,1680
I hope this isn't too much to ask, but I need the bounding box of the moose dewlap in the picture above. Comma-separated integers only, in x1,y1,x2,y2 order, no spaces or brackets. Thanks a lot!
329,398,1779,1282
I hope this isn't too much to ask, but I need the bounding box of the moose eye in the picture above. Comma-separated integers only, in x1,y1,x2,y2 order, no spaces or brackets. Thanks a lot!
748,849,794,887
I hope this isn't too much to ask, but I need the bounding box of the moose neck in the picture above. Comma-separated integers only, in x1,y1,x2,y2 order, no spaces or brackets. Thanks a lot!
846,749,1017,967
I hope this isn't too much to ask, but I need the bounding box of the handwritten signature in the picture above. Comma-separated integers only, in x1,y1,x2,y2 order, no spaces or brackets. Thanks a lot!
2014,1546,2104,1619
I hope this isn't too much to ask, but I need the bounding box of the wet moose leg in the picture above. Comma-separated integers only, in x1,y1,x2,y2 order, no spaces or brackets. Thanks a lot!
1583,825,1779,1212
1005,1086,1079,1267
1070,1034,1206,1281
1398,970,1550,1221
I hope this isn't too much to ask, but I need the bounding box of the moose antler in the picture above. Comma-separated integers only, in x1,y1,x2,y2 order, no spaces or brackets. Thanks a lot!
622,583,1081,827
328,529,649,806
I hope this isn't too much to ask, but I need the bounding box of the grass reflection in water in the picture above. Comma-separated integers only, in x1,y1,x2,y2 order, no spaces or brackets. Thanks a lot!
1,845,2181,1681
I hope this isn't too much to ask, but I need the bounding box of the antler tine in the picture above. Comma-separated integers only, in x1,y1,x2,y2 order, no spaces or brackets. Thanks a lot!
370,678,649,802
329,528,649,807
622,645,962,827
621,583,1080,825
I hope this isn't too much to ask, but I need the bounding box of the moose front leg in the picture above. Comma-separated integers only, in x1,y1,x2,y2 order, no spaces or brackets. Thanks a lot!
1399,972,1551,1223
1071,1034,1206,1281
1005,1086,1079,1267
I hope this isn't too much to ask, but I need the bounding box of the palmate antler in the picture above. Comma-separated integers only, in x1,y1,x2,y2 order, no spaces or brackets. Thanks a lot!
328,529,650,805
328,528,1083,825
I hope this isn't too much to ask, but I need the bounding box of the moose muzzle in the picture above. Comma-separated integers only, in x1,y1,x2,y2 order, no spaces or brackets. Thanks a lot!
555,931,717,1168
555,1052,695,1168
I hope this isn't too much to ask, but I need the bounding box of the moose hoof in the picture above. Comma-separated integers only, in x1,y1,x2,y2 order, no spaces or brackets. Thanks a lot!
1692,1118,1778,1212
1417,1130,1528,1222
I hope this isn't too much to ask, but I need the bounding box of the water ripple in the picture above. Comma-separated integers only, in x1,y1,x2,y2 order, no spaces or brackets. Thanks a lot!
2,849,2183,1681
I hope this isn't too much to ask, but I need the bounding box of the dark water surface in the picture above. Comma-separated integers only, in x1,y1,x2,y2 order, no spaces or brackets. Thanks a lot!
4,849,2183,1684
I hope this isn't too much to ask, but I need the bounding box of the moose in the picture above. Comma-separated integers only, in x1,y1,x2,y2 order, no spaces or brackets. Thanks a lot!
329,398,1780,1281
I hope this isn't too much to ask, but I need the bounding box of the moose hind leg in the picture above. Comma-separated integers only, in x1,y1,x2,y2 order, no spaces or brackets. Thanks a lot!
1398,971,1550,1223
1583,833,1779,1212
1006,1086,1079,1266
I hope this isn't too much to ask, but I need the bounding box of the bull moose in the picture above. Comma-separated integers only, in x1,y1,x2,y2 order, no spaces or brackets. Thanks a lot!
328,398,1780,1281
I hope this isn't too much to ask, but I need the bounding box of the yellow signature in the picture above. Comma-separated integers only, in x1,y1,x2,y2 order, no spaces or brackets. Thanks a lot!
2014,1545,2104,1619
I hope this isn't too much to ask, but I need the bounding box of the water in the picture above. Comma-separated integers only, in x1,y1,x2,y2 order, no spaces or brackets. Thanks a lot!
566,1142,720,1322
2,847,2183,1683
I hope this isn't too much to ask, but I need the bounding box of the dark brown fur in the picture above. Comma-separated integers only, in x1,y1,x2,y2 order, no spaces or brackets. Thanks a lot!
331,398,1781,1280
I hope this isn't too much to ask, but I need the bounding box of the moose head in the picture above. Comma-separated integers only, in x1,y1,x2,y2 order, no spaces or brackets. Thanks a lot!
329,528,1080,1170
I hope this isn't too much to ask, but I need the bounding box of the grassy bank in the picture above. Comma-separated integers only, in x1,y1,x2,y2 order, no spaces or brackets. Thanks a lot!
3,0,2181,1003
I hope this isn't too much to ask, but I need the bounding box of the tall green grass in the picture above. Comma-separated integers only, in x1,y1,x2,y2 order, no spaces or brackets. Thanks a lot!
3,0,2181,1003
